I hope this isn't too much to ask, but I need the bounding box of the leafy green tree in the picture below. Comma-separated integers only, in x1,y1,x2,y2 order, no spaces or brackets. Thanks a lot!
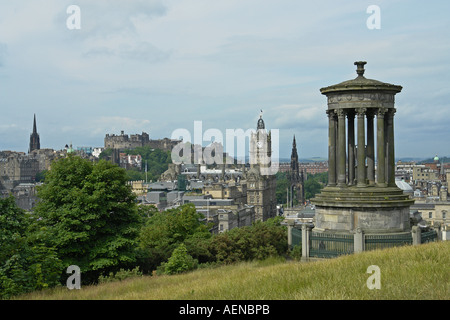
98,148,113,160
304,172,328,200
125,168,146,181
0,196,62,299
34,170,48,183
138,204,211,272
275,172,289,205
123,147,172,181
208,217,288,264
312,172,328,185
304,178,322,200
32,156,142,284
137,204,158,219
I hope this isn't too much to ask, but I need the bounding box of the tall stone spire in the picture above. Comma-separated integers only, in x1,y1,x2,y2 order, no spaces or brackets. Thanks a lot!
29,114,40,153
290,135,299,182
33,114,37,133
287,135,304,207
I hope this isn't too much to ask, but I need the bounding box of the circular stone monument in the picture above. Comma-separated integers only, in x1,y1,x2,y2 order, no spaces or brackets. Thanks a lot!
311,61,414,234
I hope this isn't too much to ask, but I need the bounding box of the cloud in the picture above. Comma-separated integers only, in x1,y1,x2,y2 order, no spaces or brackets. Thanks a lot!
89,116,151,136
0,1,449,158
272,104,325,130
59,0,168,38
0,123,18,131
83,41,170,63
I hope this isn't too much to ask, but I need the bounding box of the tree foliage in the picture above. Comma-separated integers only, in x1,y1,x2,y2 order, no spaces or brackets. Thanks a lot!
160,243,198,275
138,204,211,272
138,205,288,273
33,155,142,284
0,196,62,299
275,171,289,204
114,146,172,181
304,172,328,200
208,216,287,264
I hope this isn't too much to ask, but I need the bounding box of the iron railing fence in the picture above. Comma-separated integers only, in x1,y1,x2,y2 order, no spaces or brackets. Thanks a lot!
309,232,354,258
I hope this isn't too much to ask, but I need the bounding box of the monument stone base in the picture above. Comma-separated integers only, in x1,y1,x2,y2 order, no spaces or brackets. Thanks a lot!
312,186,414,234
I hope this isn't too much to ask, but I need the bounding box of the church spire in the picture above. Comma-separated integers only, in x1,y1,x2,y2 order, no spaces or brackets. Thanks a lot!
33,114,37,134
29,114,40,153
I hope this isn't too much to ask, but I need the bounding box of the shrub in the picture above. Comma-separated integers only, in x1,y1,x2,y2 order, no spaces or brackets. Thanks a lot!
161,244,198,275
290,245,302,261
98,267,143,284
208,217,288,264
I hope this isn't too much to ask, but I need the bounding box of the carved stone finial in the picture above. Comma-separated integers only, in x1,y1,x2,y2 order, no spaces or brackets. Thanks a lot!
354,61,367,77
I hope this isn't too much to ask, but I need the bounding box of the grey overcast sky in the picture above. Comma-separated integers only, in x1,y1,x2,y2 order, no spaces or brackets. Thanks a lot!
0,0,449,160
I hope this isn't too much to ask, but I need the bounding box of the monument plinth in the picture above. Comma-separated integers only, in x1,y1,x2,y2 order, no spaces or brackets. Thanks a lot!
311,61,414,234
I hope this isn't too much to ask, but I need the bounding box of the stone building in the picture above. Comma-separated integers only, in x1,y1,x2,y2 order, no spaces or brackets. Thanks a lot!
413,166,440,182
216,207,255,233
246,114,277,221
202,182,247,206
0,151,40,184
299,162,328,175
104,130,181,152
119,153,142,170
279,161,327,175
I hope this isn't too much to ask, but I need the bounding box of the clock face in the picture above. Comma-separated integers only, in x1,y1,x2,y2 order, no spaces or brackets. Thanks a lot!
257,141,263,148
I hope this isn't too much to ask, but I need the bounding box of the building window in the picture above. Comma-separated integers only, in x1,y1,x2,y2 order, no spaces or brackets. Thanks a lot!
443,211,447,219
219,224,223,231
429,212,432,219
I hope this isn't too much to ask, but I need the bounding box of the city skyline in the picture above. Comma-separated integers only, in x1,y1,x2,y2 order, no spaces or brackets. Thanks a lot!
0,1,449,159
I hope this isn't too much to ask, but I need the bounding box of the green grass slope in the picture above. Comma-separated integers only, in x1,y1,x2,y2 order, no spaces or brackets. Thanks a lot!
17,241,449,300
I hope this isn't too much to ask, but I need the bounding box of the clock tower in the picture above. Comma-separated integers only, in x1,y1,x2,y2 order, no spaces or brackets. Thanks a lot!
249,113,271,168
247,112,277,221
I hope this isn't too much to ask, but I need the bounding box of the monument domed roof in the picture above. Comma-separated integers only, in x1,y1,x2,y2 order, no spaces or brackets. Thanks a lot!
320,61,402,94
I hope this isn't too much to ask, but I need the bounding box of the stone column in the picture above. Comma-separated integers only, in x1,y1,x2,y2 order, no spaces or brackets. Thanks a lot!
357,108,367,187
327,110,337,187
386,108,396,187
301,224,310,260
337,109,347,187
366,111,375,185
354,228,365,253
376,108,387,187
412,226,421,245
287,220,294,248
347,111,355,186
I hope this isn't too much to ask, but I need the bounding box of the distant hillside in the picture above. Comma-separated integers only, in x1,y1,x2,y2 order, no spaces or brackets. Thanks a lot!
299,157,328,163
396,157,427,162
418,156,450,164
18,241,449,300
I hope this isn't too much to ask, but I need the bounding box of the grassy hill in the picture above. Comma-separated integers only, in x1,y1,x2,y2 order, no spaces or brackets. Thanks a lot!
16,241,449,300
